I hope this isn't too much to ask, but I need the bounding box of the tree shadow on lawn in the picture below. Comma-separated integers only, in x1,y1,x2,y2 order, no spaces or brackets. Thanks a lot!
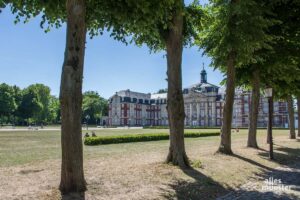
232,154,274,171
229,147,300,200
159,143,300,200
257,146,300,167
61,192,85,200
161,166,230,200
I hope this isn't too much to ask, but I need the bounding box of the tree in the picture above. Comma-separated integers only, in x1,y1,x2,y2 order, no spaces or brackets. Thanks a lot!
157,89,168,94
17,86,43,124
198,0,275,154
297,97,300,137
88,0,202,167
287,95,296,139
6,0,88,192
163,0,189,167
82,91,108,124
0,83,17,124
27,84,51,124
123,0,203,167
247,68,260,148
59,0,87,192
11,85,22,124
260,0,300,140
47,95,60,124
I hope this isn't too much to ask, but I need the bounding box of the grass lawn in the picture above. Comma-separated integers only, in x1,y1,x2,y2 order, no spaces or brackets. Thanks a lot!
0,128,299,199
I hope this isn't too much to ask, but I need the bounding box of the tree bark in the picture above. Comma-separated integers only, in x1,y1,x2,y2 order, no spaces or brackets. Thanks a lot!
297,96,300,137
268,94,274,159
287,95,296,139
59,0,87,193
266,89,273,144
217,51,236,155
165,0,189,168
247,69,260,148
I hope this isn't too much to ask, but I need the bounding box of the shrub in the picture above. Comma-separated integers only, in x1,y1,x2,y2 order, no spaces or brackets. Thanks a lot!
84,132,220,145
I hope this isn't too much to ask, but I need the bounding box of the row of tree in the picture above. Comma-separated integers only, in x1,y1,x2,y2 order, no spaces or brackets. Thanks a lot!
0,83,59,125
3,0,299,194
0,83,108,125
198,0,300,154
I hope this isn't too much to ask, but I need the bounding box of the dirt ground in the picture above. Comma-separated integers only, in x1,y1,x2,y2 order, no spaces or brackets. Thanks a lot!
0,130,299,200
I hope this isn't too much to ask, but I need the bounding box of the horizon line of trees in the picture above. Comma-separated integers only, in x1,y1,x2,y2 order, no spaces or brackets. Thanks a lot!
0,83,108,126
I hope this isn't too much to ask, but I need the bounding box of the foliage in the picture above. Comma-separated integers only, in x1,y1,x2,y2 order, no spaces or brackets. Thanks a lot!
16,84,52,124
84,131,220,145
156,88,168,94
198,0,276,71
3,0,204,51
233,0,300,101
82,91,108,124
47,95,60,124
0,83,109,125
260,0,300,99
0,83,17,118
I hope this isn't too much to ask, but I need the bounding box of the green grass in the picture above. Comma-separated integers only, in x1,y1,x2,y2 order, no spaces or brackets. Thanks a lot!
0,128,293,167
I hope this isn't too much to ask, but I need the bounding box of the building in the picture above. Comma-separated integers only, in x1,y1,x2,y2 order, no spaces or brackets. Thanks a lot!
232,89,288,128
108,66,289,127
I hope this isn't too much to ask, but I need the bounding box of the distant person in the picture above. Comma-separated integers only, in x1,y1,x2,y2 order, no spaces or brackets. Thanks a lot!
84,132,90,138
92,131,96,137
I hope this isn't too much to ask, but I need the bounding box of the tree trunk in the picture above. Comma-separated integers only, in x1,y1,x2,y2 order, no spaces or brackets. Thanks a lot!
268,94,274,159
165,1,189,168
247,69,260,148
59,0,86,193
297,96,300,137
287,95,296,139
217,51,236,155
266,88,274,144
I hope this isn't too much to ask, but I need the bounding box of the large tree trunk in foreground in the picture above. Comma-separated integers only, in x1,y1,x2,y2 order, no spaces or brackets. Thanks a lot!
287,95,296,139
297,96,300,137
217,51,236,155
59,0,86,193
165,1,189,168
247,69,260,148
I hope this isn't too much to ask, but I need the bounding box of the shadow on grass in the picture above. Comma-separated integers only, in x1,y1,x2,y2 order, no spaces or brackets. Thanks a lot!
61,192,85,200
161,166,229,200
163,146,300,200
219,147,300,200
232,154,273,171
257,146,300,166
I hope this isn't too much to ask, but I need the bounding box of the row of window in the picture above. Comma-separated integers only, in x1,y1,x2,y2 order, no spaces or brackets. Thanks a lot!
120,97,167,105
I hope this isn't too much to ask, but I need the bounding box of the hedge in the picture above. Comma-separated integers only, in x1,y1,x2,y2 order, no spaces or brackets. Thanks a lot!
84,132,220,146
143,126,290,130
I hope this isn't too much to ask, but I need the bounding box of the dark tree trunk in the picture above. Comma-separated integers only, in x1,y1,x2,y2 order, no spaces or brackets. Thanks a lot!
268,94,274,159
287,95,296,139
266,89,273,144
297,96,300,137
165,0,189,168
247,69,260,148
217,51,236,155
59,0,87,193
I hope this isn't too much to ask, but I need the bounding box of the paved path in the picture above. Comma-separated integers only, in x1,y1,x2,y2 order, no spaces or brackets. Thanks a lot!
217,162,300,200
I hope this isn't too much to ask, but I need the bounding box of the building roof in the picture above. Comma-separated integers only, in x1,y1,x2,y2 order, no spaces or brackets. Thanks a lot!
186,82,219,90
151,93,167,99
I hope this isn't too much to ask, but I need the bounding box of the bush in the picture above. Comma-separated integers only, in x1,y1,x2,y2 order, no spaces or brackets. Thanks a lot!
143,126,222,129
84,132,220,146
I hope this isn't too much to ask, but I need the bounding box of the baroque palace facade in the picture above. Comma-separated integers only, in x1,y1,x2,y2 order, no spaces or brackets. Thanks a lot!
108,67,289,127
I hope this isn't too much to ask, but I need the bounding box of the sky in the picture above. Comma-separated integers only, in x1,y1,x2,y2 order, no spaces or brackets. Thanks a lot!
0,2,223,99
